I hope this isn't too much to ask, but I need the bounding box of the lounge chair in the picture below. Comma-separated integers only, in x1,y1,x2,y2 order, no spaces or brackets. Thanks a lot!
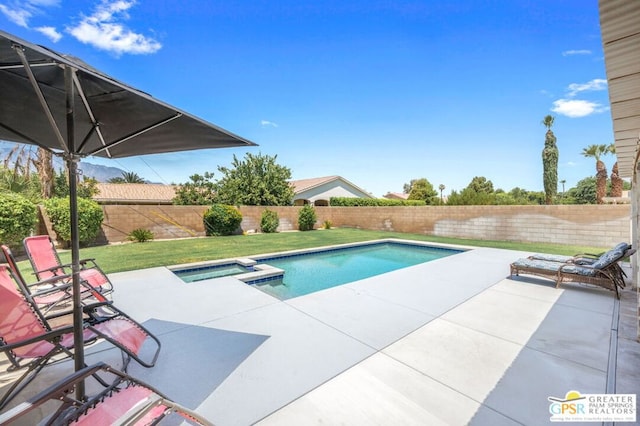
1,244,104,316
22,235,113,301
0,264,161,409
509,246,634,299
0,362,212,425
526,242,631,288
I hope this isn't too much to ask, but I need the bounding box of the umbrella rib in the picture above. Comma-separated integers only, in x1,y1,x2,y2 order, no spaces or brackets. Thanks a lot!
12,44,68,154
86,113,182,157
72,72,112,158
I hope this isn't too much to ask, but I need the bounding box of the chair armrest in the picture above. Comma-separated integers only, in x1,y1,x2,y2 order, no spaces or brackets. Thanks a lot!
0,325,74,353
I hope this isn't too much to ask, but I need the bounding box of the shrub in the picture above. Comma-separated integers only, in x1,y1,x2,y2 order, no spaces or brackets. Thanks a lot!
260,209,279,233
203,204,243,236
128,228,154,242
44,197,104,247
329,197,425,206
298,204,317,231
323,220,332,229
0,192,37,248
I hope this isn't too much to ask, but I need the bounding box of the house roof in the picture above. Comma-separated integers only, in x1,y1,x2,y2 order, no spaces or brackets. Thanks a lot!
94,183,177,204
599,0,640,178
290,175,372,197
383,192,409,200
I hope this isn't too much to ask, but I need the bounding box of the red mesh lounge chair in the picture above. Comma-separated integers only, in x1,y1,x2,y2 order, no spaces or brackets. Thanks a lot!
0,362,212,425
1,244,104,316
23,235,113,302
0,265,161,410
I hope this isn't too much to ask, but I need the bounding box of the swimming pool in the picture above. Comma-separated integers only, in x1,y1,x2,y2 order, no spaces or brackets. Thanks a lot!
249,242,461,299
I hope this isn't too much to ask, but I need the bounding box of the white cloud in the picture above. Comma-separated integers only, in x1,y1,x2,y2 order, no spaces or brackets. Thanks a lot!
261,120,279,128
0,4,32,27
36,25,62,42
562,49,591,56
551,99,608,118
0,0,59,27
566,79,607,97
67,0,161,55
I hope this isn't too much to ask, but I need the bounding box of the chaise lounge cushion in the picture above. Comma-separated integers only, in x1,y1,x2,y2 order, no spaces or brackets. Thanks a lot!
510,259,597,277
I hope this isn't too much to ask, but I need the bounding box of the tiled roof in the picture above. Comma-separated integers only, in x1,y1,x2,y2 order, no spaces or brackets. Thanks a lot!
289,176,341,193
94,183,177,204
383,192,409,200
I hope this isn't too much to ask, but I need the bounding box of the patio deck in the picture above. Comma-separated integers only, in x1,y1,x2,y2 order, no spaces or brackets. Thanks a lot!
1,246,638,425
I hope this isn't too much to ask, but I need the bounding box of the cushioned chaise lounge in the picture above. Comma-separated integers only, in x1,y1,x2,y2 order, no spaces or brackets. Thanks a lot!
510,245,634,299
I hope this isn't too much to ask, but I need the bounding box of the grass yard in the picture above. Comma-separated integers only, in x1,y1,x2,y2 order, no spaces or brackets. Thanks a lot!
15,228,610,283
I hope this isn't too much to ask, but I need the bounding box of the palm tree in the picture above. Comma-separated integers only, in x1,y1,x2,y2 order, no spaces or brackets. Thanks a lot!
560,179,566,197
581,144,609,204
541,115,558,204
33,147,54,198
108,171,146,184
438,184,445,204
608,144,624,197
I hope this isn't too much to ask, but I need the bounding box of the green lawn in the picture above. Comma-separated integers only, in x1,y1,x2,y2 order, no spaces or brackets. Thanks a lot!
15,228,609,283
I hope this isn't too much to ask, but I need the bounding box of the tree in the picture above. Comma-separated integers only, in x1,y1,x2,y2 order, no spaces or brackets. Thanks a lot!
438,184,445,204
52,170,99,199
608,144,624,197
108,171,145,183
581,144,608,204
173,172,217,205
33,147,54,198
567,176,597,204
214,152,294,206
406,178,438,204
541,115,559,204
446,176,496,205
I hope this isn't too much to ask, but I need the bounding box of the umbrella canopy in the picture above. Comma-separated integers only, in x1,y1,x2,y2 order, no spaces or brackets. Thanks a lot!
0,29,256,399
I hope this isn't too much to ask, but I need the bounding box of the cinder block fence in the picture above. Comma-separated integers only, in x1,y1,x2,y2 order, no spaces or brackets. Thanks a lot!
68,204,631,248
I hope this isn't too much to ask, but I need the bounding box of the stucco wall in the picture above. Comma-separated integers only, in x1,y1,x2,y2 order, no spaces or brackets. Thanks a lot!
94,204,630,247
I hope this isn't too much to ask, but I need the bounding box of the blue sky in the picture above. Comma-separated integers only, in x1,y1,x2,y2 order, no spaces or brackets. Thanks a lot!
0,0,614,197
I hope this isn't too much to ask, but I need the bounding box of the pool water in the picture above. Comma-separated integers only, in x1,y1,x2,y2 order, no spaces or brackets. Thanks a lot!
251,242,460,300
176,264,251,283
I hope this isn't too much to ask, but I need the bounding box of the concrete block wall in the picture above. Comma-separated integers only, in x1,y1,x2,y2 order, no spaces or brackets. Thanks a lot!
93,204,631,248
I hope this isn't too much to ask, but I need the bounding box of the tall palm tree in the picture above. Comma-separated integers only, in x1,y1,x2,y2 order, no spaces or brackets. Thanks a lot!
438,184,445,204
541,115,558,204
581,144,609,204
33,147,54,198
607,144,624,197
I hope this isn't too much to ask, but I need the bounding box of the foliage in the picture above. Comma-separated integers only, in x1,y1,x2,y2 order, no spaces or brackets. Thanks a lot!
108,171,146,183
0,192,37,248
330,197,425,206
446,176,496,205
298,204,317,231
541,116,559,205
406,178,438,204
128,228,154,242
52,170,99,199
260,209,279,233
214,153,294,205
0,165,41,202
323,220,333,229
567,177,597,204
173,172,216,205
44,197,104,246
203,204,243,236
581,144,609,204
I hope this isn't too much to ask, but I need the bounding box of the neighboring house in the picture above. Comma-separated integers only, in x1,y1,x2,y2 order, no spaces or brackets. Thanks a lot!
383,192,409,200
93,183,176,204
290,175,374,206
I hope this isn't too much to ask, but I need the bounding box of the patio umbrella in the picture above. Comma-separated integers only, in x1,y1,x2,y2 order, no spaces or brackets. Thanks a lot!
0,29,256,398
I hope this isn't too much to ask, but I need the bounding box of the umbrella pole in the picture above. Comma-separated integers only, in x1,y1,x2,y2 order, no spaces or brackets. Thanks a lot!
64,66,85,401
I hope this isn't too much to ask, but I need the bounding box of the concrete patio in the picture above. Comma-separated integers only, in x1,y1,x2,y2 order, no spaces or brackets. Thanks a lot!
1,245,639,425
